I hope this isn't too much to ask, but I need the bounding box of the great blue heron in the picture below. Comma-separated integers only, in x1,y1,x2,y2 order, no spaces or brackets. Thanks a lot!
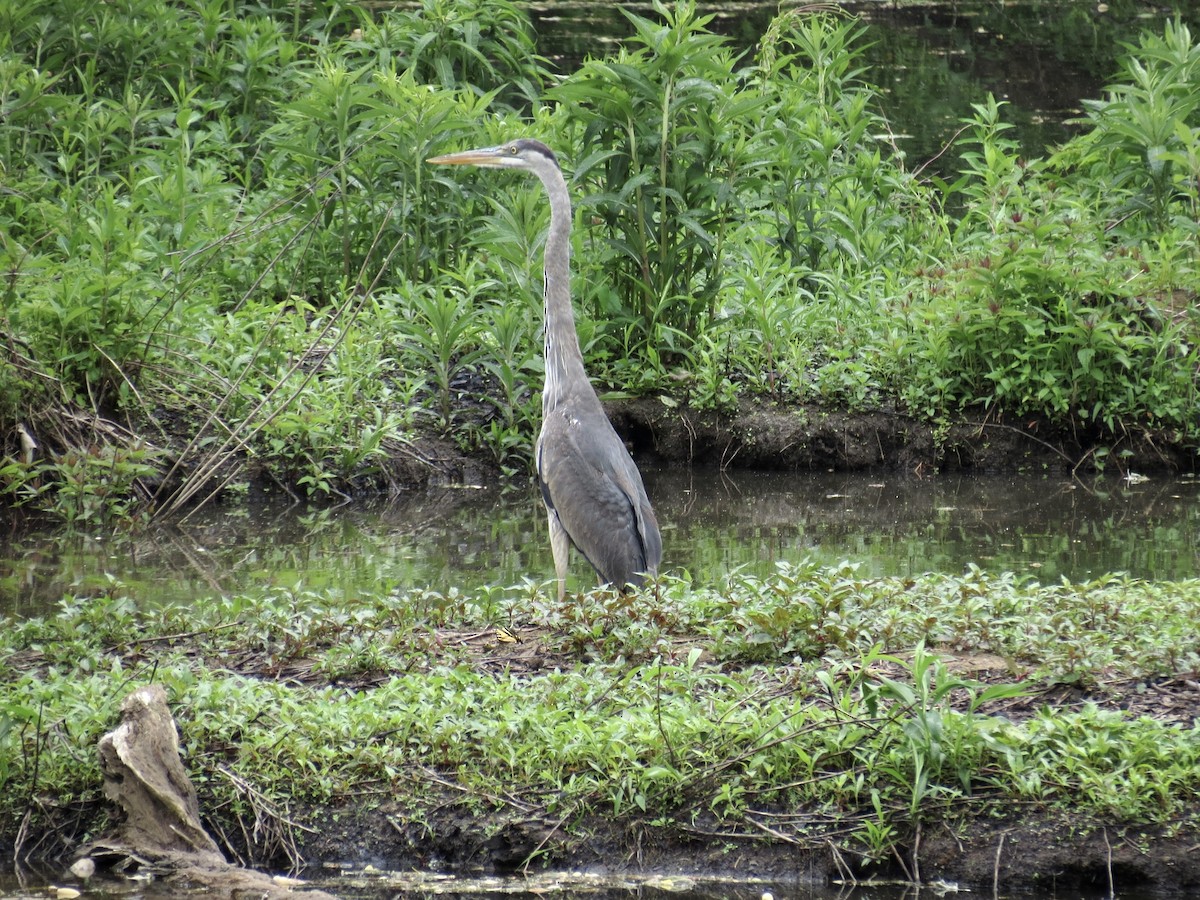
428,139,662,600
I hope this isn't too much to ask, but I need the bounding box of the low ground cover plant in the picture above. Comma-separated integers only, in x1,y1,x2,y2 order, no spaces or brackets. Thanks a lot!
1,567,1197,868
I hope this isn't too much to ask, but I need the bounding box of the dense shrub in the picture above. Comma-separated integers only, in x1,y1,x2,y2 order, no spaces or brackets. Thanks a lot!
0,0,1196,519
889,84,1199,441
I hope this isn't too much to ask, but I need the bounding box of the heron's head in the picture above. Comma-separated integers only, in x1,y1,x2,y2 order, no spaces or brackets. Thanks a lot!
427,138,559,172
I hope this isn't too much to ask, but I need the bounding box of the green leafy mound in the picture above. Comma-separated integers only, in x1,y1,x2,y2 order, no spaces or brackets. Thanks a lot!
2,567,1198,866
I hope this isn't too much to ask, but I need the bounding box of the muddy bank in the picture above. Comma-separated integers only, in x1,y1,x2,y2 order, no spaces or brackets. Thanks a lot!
429,395,1195,490
18,393,1192,520
295,802,1200,897
606,398,1192,477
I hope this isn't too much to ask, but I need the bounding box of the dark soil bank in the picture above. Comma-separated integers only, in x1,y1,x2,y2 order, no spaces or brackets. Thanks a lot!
418,396,1197,488
606,399,1194,476
302,804,1200,897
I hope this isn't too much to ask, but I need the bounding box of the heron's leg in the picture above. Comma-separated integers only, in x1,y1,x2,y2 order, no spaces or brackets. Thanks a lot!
547,510,570,601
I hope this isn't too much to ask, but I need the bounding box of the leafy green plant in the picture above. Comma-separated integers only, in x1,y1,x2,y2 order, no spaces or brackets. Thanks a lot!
552,0,758,360
1075,18,1200,230
9,182,163,409
864,645,1028,819
2,0,1199,523
748,12,935,280
2,564,1198,867
391,279,488,432
890,96,1200,440
46,443,160,524
469,299,541,471
684,333,738,412
349,0,549,107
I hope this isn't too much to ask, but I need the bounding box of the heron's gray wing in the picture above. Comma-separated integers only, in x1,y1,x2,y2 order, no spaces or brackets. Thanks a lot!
537,406,660,588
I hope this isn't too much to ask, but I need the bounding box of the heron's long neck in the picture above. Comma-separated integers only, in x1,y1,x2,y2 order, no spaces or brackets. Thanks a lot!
538,166,592,414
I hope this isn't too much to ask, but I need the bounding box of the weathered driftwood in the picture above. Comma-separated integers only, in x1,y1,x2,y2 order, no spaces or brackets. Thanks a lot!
76,684,336,899
97,684,221,858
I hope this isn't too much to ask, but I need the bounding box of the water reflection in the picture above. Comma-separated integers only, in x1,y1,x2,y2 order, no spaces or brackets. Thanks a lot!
653,469,1200,585
0,864,1171,900
3,470,1198,620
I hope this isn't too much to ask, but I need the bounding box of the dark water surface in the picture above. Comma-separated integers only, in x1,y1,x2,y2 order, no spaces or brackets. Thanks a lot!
525,1,1198,172
3,469,1198,619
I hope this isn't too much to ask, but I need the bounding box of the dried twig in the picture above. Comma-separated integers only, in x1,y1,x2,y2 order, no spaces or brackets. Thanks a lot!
744,814,803,845
217,764,314,873
122,621,244,647
1103,826,1115,900
828,838,857,886
993,831,1006,899
412,765,540,815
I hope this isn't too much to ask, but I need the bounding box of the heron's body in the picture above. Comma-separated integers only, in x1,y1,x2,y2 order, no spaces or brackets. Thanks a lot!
429,139,661,599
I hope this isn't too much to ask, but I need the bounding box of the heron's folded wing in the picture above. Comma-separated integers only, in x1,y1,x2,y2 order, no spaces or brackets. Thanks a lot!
537,407,659,587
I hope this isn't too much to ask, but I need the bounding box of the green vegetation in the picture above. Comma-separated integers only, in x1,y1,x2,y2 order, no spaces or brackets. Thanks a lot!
0,0,1197,520
1,567,1197,868
2,1,1198,878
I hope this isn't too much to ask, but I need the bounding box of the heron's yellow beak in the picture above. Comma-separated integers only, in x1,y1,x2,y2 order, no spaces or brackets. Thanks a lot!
426,147,507,167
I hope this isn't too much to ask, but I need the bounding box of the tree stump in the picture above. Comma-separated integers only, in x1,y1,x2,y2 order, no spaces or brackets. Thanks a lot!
96,684,222,859
77,685,337,899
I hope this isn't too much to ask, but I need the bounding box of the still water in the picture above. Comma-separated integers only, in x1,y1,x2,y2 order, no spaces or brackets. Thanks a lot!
0,861,1175,900
525,0,1200,175
0,864,1169,900
3,469,1198,619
